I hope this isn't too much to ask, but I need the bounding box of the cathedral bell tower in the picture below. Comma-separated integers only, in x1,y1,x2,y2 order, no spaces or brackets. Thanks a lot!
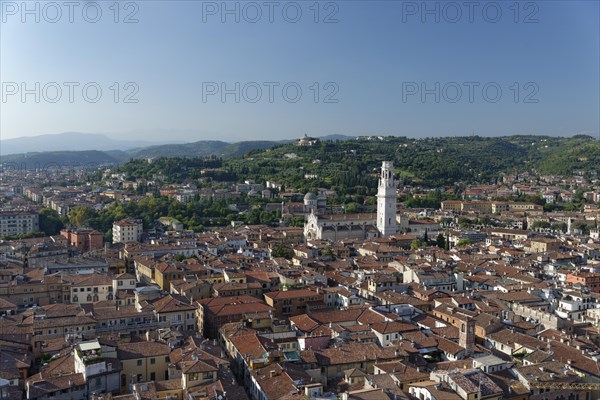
377,161,397,237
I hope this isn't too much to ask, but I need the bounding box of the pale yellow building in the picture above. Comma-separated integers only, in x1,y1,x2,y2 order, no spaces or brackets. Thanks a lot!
117,341,171,389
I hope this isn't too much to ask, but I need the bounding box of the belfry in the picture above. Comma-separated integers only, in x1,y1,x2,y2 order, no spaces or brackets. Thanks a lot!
376,161,397,237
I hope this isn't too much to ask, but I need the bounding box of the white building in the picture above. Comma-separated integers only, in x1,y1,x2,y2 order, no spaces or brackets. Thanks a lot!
112,218,143,244
555,290,594,322
112,272,137,293
322,287,362,309
377,161,397,237
67,273,114,304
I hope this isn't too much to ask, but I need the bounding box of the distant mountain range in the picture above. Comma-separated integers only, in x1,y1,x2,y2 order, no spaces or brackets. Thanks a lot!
0,132,162,155
0,132,355,168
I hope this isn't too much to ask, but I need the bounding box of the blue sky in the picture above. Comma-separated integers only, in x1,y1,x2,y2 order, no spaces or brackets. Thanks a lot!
1,0,598,142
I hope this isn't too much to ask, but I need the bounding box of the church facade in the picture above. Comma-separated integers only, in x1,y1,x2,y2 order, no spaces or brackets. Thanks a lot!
304,161,398,241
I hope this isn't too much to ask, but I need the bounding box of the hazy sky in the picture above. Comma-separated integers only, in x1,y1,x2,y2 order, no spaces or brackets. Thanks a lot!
1,0,599,142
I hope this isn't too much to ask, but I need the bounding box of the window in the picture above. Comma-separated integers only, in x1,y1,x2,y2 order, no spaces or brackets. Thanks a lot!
150,372,155,381
137,360,142,366
150,358,155,365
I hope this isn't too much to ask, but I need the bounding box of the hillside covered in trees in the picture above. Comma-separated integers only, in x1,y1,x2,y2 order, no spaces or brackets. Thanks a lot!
109,135,599,193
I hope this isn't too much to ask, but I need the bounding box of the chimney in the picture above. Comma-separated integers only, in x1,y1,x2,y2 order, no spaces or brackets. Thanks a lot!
269,370,277,378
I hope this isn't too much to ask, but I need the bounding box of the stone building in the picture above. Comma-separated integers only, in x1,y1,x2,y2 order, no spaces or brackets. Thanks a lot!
304,161,398,240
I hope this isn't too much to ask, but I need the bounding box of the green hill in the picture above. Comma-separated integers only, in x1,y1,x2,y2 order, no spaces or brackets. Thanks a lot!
5,136,599,188
0,140,285,169
0,150,121,169
127,140,230,158
221,135,599,191
535,136,600,174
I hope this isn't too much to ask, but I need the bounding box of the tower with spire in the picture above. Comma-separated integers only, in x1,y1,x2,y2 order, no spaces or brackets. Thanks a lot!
377,161,397,237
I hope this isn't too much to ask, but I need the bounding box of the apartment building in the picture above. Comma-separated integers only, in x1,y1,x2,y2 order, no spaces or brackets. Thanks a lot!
60,228,104,253
65,273,114,304
263,288,324,318
117,341,171,389
112,218,143,244
0,210,39,236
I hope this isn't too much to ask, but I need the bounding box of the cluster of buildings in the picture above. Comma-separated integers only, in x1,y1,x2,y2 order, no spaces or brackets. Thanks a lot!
1,161,600,400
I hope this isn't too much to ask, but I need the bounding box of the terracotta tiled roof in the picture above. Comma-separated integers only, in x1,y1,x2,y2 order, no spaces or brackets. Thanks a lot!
117,341,170,359
370,321,419,335
152,294,196,313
